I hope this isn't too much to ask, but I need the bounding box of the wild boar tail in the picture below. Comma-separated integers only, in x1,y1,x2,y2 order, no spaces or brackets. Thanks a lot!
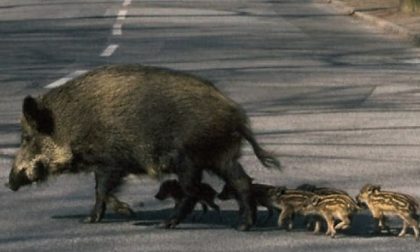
239,123,282,170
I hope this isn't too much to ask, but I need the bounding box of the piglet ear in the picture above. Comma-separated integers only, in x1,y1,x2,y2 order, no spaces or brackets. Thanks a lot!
372,185,381,193
23,96,54,135
275,187,285,197
278,186,287,195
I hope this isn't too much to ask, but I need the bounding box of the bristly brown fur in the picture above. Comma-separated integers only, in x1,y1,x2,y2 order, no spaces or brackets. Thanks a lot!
269,189,316,230
356,184,419,240
301,194,359,238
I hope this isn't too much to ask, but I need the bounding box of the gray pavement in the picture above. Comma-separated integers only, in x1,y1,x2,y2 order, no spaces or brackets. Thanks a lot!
1,0,420,251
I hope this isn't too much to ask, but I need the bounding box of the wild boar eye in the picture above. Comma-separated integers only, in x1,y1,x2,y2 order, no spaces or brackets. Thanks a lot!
21,134,32,144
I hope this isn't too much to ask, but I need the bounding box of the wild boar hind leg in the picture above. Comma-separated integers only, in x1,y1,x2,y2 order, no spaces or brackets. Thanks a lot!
334,215,351,230
162,154,202,228
221,161,255,231
399,213,419,240
84,169,125,223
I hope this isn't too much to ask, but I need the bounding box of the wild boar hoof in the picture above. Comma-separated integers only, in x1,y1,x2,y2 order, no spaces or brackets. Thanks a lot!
109,198,135,217
82,216,94,223
83,214,103,224
114,206,135,217
236,223,251,232
313,229,321,235
161,219,179,229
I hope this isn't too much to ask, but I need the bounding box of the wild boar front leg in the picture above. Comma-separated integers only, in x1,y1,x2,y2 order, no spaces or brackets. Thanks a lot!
277,205,293,229
378,215,390,233
85,170,123,223
371,210,389,234
312,217,323,234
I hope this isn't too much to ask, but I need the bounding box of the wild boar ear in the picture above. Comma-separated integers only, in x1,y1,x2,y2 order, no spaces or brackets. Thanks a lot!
23,96,54,135
367,184,380,194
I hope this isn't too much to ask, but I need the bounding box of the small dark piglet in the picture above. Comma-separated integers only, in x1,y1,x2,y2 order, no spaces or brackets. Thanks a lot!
155,179,220,217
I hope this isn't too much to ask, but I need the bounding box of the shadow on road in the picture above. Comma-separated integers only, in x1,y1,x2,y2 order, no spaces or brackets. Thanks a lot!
51,208,412,238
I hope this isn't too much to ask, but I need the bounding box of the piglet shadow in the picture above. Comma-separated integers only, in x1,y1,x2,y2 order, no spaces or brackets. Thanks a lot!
298,213,407,239
133,209,240,227
52,210,407,237
51,208,238,226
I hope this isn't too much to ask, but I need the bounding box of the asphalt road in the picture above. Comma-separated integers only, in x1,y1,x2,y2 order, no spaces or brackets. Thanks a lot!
1,0,420,251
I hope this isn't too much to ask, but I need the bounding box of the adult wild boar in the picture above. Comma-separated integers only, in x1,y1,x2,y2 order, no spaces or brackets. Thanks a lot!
7,65,281,231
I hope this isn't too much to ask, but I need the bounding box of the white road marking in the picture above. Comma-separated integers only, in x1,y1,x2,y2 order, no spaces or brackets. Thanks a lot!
100,44,119,57
403,59,420,64
117,9,128,20
369,84,420,97
0,148,18,156
45,70,88,89
113,23,123,35
123,0,132,7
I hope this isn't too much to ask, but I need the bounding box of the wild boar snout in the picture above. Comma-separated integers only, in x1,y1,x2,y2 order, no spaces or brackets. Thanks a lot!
8,167,30,191
8,159,48,191
154,191,166,200
355,194,363,203
355,194,367,208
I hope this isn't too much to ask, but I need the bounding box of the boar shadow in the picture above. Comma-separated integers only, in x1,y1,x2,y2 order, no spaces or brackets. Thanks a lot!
52,208,278,229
